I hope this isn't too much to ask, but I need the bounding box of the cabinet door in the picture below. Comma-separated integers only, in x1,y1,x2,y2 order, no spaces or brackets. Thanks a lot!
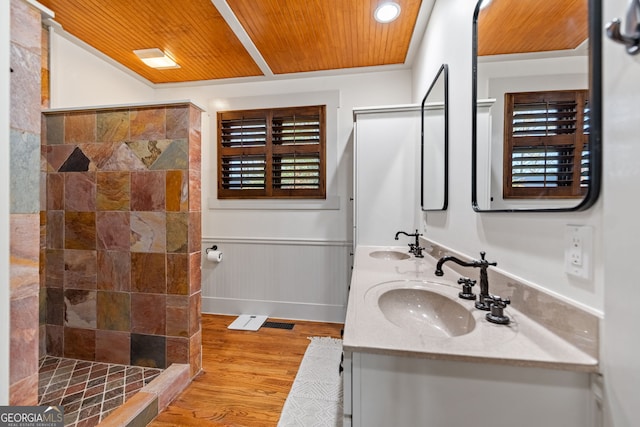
342,351,353,427
352,352,592,427
353,107,421,246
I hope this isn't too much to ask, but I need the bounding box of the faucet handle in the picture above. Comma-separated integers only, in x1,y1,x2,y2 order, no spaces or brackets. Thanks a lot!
457,277,476,300
485,295,511,325
489,295,510,308
413,244,425,258
479,251,497,267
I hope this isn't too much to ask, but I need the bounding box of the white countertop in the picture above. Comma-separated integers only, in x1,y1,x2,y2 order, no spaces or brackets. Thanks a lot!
342,246,598,372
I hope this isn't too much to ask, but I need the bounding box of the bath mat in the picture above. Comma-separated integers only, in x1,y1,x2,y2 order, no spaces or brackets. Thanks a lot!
277,336,343,427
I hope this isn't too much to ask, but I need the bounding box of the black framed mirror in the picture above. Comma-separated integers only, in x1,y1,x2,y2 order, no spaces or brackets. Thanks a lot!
472,0,601,212
421,64,449,211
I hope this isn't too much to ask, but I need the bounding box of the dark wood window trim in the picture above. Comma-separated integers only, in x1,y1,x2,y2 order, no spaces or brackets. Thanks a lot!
503,90,589,199
217,105,326,199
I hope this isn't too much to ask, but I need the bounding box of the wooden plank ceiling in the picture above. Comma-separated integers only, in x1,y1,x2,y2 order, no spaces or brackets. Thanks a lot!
39,0,423,84
478,0,588,56
226,0,422,74
39,0,263,83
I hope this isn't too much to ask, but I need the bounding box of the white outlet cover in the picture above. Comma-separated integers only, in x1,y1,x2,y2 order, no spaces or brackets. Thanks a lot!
564,225,592,280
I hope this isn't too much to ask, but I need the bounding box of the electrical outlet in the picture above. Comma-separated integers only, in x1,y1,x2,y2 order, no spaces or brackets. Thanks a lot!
565,225,592,279
569,231,583,266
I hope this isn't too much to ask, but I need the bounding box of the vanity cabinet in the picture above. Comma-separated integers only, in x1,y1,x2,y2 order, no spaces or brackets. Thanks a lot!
344,351,595,427
343,246,601,427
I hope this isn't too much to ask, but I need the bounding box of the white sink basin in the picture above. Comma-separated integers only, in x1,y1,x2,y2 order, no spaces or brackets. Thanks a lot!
369,250,410,260
377,287,476,337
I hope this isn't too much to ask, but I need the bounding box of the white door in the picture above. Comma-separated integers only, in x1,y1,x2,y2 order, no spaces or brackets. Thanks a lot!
602,0,640,425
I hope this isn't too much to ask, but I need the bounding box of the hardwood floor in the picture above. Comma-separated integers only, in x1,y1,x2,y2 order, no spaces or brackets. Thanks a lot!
149,314,344,427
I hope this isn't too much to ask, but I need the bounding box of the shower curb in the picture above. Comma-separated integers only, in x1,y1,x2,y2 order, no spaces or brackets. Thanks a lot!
97,363,191,427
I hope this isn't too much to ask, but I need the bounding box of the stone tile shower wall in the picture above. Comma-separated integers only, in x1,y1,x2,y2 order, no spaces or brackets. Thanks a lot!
42,103,203,377
10,0,44,405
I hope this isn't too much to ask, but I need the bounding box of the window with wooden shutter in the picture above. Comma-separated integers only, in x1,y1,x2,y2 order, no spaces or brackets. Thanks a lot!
218,105,326,199
503,90,589,199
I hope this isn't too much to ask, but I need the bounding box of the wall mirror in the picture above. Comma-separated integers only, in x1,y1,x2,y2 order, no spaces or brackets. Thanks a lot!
421,64,449,211
472,0,601,212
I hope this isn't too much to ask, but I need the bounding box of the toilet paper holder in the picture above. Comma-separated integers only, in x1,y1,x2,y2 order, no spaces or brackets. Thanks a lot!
206,245,218,253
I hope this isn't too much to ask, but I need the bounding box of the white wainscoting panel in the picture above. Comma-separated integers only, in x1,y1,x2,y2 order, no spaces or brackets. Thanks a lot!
201,238,351,323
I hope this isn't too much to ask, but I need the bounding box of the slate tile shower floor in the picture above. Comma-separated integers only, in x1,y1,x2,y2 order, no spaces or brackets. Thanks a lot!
38,356,163,427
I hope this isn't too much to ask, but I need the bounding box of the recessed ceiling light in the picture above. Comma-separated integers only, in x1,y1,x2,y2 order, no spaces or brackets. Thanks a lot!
133,48,180,69
374,2,401,23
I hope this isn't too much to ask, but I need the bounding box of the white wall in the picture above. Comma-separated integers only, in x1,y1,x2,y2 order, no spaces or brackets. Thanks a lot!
0,0,11,405
153,71,412,320
200,239,351,322
49,28,154,108
154,70,412,242
602,0,640,424
411,0,603,313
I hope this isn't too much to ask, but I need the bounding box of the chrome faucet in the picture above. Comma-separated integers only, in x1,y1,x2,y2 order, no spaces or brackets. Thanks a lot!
394,230,424,258
435,251,497,310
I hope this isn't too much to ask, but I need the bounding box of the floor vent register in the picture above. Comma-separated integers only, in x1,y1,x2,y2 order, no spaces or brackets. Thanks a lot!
262,321,295,330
